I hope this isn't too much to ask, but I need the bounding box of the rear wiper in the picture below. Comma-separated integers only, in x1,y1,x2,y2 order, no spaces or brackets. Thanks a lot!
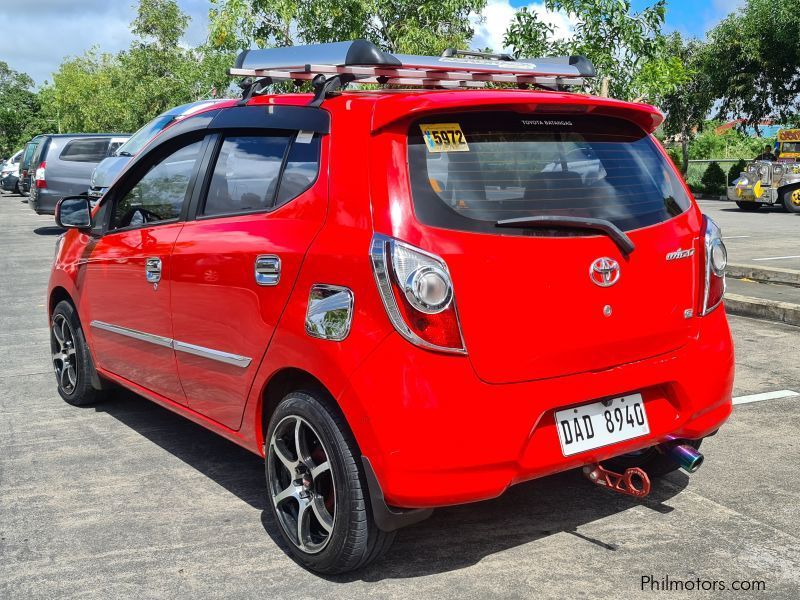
495,215,635,256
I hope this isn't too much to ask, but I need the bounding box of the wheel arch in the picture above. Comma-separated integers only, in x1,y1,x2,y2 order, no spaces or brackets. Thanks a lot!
49,285,74,316
260,367,336,444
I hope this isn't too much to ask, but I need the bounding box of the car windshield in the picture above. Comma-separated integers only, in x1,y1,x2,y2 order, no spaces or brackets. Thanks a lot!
115,115,175,156
781,142,800,154
408,112,691,234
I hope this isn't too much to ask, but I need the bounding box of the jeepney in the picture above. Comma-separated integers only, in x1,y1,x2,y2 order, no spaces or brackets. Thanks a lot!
729,129,800,212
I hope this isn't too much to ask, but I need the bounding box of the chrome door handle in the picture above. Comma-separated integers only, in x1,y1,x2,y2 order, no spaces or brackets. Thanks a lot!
255,255,280,286
145,257,162,283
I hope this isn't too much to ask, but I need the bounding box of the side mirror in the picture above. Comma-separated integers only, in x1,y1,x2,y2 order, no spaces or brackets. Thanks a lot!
55,196,93,229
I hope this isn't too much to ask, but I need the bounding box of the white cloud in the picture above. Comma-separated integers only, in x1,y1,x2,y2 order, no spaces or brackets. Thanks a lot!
0,0,210,86
472,1,575,54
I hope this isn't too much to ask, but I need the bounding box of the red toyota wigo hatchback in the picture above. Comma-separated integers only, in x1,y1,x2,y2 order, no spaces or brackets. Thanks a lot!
48,41,734,574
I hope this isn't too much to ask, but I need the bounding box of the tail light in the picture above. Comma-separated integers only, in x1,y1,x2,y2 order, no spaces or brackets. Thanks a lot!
35,161,47,189
370,234,466,353
700,216,726,315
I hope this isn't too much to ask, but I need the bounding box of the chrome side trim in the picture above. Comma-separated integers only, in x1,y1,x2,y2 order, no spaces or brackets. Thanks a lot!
90,320,252,368
90,320,172,348
173,340,252,368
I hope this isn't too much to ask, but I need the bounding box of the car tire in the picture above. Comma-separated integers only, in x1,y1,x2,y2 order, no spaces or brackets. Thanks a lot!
735,201,761,211
265,390,395,574
782,187,800,213
605,439,703,478
50,300,107,406
14,181,21,195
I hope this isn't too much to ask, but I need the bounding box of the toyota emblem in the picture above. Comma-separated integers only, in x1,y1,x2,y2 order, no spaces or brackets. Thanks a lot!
590,257,620,287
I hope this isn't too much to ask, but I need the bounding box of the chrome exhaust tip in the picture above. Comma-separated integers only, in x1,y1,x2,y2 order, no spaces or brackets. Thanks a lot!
664,443,704,474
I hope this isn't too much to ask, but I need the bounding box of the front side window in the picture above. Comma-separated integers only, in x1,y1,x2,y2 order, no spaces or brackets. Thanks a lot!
409,112,691,234
110,140,203,231
60,138,111,163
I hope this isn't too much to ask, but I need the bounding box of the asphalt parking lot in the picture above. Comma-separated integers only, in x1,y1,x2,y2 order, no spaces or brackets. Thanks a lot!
1,192,799,599
697,199,800,270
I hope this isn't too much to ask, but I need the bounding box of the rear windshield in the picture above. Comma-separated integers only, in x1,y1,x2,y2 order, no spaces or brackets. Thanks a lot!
59,138,111,163
408,112,691,234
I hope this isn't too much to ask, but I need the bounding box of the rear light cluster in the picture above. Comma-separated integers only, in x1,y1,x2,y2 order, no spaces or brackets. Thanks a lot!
700,215,727,315
35,161,47,189
370,234,466,353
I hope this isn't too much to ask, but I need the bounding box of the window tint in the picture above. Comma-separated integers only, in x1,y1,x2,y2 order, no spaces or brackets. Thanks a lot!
202,135,290,216
276,133,321,207
60,138,111,163
409,113,691,234
111,140,203,230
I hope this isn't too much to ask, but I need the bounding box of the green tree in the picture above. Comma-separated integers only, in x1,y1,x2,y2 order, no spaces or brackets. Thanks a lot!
659,33,714,172
503,8,554,59
700,161,726,195
504,0,683,102
0,62,41,156
703,0,800,128
42,0,234,135
209,0,487,55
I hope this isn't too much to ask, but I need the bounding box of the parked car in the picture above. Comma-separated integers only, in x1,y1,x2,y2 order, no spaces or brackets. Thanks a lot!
18,136,45,195
48,41,734,575
28,134,129,214
1,149,23,193
88,100,234,200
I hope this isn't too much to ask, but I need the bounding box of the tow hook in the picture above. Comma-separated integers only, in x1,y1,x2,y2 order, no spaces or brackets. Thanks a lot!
583,463,651,498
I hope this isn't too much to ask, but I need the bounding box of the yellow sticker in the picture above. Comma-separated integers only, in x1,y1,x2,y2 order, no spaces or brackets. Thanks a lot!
419,123,469,153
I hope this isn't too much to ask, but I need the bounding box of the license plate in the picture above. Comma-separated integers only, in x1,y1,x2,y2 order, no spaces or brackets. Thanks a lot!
555,393,649,456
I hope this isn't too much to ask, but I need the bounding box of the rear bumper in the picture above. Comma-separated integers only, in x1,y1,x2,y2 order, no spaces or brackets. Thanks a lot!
342,307,734,509
28,189,58,214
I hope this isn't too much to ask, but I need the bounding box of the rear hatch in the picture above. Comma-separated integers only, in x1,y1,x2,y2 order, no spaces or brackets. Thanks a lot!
407,111,699,383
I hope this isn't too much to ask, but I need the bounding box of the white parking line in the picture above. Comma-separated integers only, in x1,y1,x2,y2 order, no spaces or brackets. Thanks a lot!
733,390,799,405
751,255,800,262
725,235,751,239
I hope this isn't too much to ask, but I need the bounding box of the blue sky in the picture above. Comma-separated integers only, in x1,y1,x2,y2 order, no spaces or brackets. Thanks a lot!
0,0,747,85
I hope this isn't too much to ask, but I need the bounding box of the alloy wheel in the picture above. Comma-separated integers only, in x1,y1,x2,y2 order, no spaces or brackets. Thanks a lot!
51,314,78,394
267,415,336,554
792,189,800,206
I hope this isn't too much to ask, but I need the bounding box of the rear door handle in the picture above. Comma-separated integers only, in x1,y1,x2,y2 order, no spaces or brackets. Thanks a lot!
255,255,280,286
145,257,162,283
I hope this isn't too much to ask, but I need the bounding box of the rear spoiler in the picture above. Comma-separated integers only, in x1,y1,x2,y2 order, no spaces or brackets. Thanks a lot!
369,94,665,134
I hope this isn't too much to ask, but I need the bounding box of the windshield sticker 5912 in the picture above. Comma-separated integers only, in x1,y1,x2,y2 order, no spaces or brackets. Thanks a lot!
419,123,470,153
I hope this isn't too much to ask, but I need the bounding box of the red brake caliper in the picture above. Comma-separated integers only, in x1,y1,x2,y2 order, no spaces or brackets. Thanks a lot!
583,463,651,498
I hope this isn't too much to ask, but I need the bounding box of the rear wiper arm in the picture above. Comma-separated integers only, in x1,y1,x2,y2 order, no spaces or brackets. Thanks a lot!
495,215,635,256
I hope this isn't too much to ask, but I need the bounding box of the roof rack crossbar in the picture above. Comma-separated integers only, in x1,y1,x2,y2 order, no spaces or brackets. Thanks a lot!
230,40,596,99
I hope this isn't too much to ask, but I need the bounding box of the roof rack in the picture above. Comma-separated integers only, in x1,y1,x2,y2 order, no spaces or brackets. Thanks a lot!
230,40,596,103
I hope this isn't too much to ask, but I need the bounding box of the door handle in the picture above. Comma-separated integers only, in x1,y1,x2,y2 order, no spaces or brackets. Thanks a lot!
145,257,162,284
255,255,280,286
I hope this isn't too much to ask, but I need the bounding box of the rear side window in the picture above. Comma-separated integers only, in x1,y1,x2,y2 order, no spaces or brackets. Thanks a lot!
201,132,320,217
276,134,321,207
408,113,691,234
59,138,111,163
